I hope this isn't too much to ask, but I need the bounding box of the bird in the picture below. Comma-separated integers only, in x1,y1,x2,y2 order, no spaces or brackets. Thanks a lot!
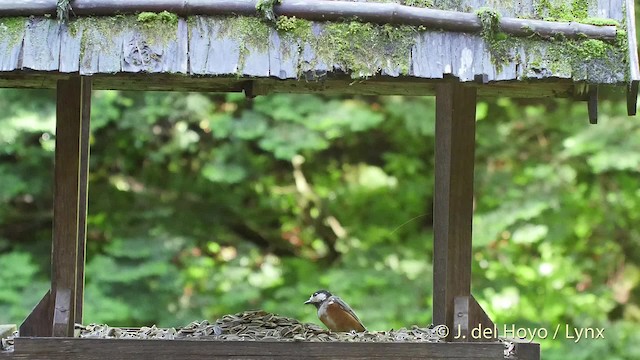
304,290,366,332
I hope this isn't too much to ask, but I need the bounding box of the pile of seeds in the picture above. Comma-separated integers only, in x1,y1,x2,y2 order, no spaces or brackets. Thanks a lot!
1,334,15,352
77,310,443,342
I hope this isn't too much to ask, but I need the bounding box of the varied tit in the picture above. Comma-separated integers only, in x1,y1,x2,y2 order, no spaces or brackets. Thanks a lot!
304,290,366,332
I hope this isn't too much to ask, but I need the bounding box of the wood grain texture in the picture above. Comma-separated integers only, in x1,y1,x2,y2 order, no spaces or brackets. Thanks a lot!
12,337,509,359
433,83,477,341
625,0,640,115
513,341,540,360
59,24,83,73
74,77,92,324
52,288,72,337
453,296,495,343
22,17,60,71
0,6,632,93
0,71,583,99
0,1,620,41
269,29,299,79
79,20,122,75
0,18,25,71
51,77,88,337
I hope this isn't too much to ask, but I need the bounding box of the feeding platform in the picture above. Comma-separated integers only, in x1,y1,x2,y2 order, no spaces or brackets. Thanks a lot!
1,311,535,359
0,0,638,359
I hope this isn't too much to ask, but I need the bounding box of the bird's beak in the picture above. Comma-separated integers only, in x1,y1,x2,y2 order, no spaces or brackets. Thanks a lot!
304,299,312,305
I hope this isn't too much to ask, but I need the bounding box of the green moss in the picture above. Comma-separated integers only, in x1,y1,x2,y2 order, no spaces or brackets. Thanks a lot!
275,16,312,37
581,17,620,26
576,38,607,60
69,17,126,68
534,0,607,24
571,0,589,20
256,0,280,22
217,17,270,75
72,12,179,52
473,0,627,77
402,0,435,7
272,16,418,78
40,2,628,83
476,8,512,68
311,21,416,79
520,35,626,81
137,11,178,26
616,28,627,47
0,17,25,46
135,12,180,46
70,14,181,69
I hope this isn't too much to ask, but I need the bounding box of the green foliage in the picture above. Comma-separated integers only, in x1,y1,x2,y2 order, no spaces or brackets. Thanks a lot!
0,252,48,321
1,86,639,360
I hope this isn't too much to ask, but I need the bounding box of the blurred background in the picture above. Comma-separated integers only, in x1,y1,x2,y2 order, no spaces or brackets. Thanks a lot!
1,85,640,358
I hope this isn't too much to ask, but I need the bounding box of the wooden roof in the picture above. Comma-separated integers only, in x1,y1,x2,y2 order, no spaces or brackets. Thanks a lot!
0,0,638,100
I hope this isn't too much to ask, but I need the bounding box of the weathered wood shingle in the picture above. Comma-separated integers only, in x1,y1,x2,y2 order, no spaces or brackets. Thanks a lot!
0,0,636,96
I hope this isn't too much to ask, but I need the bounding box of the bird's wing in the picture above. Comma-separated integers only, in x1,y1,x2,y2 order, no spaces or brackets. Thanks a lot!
331,296,366,330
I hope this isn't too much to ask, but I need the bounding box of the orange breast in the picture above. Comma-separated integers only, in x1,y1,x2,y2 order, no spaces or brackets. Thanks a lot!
319,302,366,332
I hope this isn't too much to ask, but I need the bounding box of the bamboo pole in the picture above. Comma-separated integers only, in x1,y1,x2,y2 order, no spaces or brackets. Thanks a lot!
0,0,618,41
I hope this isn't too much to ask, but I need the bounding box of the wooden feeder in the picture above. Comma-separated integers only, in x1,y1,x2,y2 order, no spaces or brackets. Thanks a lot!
0,0,638,359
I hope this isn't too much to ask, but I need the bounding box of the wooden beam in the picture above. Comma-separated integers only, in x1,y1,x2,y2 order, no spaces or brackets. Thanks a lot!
433,83,477,341
0,72,582,98
12,338,507,359
50,77,90,337
512,341,541,360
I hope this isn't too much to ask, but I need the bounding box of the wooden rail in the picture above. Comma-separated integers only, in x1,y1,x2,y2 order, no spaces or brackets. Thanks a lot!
6,337,540,359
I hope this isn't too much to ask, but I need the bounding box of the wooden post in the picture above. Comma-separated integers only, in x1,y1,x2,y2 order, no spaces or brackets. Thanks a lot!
51,76,91,336
432,83,476,341
20,77,92,337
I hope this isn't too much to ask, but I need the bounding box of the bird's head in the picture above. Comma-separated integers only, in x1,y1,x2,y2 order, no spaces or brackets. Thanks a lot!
304,289,332,308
